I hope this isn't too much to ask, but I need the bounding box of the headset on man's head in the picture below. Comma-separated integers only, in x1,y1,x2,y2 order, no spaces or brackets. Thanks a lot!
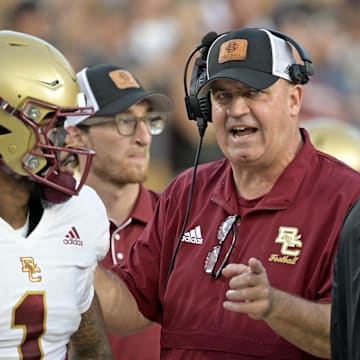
183,28,314,133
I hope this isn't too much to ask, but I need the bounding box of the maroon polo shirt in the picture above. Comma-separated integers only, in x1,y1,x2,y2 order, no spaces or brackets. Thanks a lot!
113,129,360,359
101,185,161,360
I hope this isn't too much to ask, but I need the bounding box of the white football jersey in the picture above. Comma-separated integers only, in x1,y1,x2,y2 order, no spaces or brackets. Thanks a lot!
0,185,109,359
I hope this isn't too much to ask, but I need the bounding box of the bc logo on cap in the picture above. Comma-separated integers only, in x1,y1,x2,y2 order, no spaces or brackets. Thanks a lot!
218,39,248,63
109,70,140,89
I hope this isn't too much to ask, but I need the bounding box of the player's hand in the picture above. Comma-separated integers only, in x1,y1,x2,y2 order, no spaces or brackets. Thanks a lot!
222,257,274,320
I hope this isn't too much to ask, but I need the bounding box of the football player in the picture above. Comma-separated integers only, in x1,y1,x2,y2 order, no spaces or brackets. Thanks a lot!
0,31,112,359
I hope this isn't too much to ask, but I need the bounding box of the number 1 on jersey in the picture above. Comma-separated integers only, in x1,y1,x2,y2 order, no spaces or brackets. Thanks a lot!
13,292,46,359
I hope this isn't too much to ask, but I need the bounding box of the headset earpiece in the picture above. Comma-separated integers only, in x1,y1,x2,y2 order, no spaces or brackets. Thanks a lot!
288,64,308,84
184,32,218,135
268,29,314,85
185,58,210,122
288,62,314,85
191,70,211,123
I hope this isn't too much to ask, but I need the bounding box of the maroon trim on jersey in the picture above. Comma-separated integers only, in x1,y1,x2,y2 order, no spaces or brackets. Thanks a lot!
112,129,360,359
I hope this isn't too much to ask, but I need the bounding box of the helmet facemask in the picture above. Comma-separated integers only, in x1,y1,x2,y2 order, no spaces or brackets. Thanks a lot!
0,96,94,203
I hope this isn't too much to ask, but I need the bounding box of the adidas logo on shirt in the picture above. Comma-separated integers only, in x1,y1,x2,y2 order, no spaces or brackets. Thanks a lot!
63,226,83,246
181,225,203,244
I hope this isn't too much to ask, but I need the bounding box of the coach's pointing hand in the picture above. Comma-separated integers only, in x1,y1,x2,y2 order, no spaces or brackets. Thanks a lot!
222,257,274,320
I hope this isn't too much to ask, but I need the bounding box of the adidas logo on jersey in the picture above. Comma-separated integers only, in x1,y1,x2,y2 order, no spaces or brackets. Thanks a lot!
181,225,203,244
63,226,83,246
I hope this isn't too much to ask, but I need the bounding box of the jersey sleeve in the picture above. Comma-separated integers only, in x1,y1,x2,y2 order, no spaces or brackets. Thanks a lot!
73,185,110,313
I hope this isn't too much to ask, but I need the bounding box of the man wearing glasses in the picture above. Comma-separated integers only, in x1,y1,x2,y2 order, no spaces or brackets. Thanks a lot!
64,64,173,359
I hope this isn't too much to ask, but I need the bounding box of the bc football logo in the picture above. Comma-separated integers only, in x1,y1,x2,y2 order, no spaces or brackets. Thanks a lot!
20,257,42,282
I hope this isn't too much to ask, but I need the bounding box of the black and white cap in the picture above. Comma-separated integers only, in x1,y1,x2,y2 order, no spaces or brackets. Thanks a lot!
197,28,297,96
65,64,173,128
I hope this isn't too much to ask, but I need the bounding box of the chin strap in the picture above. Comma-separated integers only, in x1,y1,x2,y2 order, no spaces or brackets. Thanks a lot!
42,171,76,204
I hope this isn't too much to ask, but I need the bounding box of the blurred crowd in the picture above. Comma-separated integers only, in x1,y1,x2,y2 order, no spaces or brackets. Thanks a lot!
1,0,360,190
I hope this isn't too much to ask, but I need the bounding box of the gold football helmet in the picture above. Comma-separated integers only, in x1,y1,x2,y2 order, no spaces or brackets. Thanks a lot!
0,30,94,202
303,118,360,171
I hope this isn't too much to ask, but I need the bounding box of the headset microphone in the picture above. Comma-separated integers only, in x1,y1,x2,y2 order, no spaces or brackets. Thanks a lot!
201,31,218,48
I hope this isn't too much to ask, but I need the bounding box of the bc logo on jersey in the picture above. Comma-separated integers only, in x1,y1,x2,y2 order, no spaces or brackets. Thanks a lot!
268,226,303,265
20,257,42,282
